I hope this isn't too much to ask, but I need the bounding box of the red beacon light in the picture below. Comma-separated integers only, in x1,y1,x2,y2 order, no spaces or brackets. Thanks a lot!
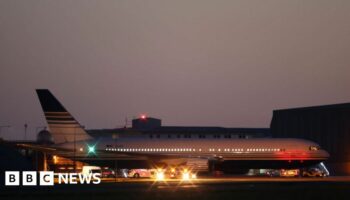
140,114,147,120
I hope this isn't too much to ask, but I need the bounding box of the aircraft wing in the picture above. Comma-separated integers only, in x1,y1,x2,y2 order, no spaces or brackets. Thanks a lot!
15,143,72,153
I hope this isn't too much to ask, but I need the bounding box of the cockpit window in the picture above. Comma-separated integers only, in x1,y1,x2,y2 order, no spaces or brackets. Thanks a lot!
309,146,320,151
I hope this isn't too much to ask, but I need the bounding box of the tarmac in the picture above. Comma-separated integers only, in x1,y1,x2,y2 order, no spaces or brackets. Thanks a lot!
1,176,350,200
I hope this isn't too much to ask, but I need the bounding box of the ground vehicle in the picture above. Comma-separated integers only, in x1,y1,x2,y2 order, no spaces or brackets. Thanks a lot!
82,166,102,176
128,169,156,178
266,169,281,177
102,168,116,178
165,167,197,180
127,168,196,180
302,168,327,177
163,168,181,178
280,169,299,177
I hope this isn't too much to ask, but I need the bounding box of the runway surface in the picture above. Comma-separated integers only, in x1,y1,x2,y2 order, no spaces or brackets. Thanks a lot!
2,176,350,200
100,175,350,183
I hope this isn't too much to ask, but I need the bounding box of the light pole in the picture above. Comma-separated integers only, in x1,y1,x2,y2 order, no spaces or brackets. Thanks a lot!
73,125,85,172
0,125,11,139
74,126,76,172
24,123,28,141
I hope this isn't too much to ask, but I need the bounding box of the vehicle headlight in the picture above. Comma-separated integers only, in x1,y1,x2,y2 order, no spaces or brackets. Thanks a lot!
191,174,197,179
182,172,190,181
156,171,164,181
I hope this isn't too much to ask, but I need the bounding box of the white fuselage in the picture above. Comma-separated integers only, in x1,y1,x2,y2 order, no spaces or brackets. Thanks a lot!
58,137,329,162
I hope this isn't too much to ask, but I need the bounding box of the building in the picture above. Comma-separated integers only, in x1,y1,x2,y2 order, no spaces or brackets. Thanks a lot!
270,103,350,175
89,117,270,140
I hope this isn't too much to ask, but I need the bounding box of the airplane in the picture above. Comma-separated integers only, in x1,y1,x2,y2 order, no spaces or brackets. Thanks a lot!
26,89,329,172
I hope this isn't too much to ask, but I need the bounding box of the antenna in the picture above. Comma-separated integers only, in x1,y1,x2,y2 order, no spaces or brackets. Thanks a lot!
124,116,128,128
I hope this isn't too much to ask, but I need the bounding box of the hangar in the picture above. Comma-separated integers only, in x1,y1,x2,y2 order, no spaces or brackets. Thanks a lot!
270,103,350,175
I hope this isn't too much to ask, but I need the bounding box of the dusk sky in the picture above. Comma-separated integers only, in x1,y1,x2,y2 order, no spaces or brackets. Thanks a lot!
1,0,349,140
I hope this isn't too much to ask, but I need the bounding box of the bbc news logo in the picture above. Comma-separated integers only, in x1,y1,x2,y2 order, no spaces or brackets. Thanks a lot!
5,171,101,186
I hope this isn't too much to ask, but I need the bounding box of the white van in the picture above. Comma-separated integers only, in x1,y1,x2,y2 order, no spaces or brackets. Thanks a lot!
128,169,156,178
82,166,102,176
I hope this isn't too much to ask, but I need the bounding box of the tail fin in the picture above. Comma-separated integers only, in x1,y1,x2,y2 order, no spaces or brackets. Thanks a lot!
36,89,92,144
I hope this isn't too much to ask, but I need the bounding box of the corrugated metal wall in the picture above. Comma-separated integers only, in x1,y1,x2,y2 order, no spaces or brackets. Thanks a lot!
270,104,350,175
